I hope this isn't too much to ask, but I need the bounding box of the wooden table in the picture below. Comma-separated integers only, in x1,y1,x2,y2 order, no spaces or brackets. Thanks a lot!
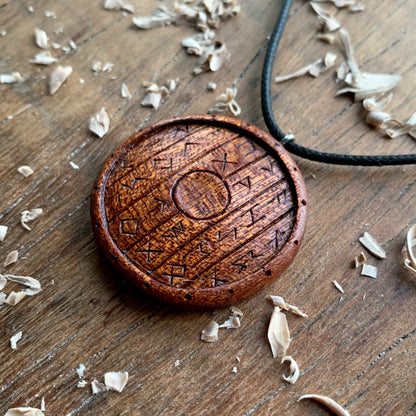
1,0,415,414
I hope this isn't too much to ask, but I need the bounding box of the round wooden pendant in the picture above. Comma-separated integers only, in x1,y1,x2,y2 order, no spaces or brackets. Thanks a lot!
91,115,307,309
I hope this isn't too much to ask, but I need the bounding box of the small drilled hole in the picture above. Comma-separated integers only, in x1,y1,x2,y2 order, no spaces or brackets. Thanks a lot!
95,222,101,228
301,199,307,206
93,186,99,191
265,270,272,276
144,282,150,289
228,289,234,294
185,293,192,301
294,240,299,245
112,256,118,263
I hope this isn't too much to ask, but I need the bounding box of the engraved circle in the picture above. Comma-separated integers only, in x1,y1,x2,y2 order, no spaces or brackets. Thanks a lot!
172,170,231,220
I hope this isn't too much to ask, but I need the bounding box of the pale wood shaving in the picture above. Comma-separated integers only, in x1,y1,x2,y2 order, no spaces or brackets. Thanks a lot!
0,292,7,305
77,380,88,388
30,50,58,65
0,274,7,290
5,274,42,294
0,225,8,241
209,87,241,116
104,371,129,392
207,82,217,91
40,398,45,412
281,355,300,384
0,72,23,84
17,166,34,177
91,379,109,394
193,41,230,75
89,108,110,138
268,295,308,318
5,291,28,305
361,263,377,279
353,251,367,268
332,280,344,293
10,331,22,350
310,3,341,32
363,94,393,112
386,112,416,139
34,28,48,49
365,111,401,130
268,307,291,358
218,315,240,329
231,366,238,373
298,394,350,416
76,363,86,379
359,232,386,259
49,65,73,95
5,408,45,416
44,10,56,18
4,250,18,267
141,92,162,110
104,0,135,13
28,6,34,13
201,320,219,342
132,7,177,29
403,224,416,276
121,83,132,100
69,161,79,170
21,208,43,231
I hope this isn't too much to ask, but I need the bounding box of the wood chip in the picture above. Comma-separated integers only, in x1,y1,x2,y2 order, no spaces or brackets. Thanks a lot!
310,3,341,32
359,232,386,259
5,291,28,305
21,208,43,231
121,83,132,100
17,166,34,177
332,280,344,293
268,295,308,318
69,161,79,170
201,320,219,342
5,274,42,295
89,108,110,138
0,225,8,241
30,51,58,65
104,371,129,392
403,224,416,276
298,394,350,416
281,355,300,384
76,363,86,379
4,250,18,267
132,7,177,29
353,251,367,268
0,274,7,290
209,87,241,116
91,379,109,394
268,307,291,358
361,263,377,279
34,28,48,49
10,331,22,350
0,72,23,84
77,380,88,388
49,65,72,95
44,10,56,18
5,408,45,416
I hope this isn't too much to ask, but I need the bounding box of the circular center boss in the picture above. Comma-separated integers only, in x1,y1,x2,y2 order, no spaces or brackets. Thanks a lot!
91,114,307,308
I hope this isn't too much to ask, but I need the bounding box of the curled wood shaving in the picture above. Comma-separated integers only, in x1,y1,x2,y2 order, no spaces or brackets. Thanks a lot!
298,394,350,416
4,250,18,267
49,65,73,95
5,291,28,305
193,41,230,75
89,108,110,138
403,224,416,276
365,111,401,130
121,83,132,100
275,52,337,83
363,94,393,112
91,379,109,394
0,72,23,84
310,3,341,32
359,232,386,259
104,371,129,392
17,166,34,177
21,208,43,231
104,0,134,13
268,307,291,358
5,274,42,295
0,225,8,241
10,331,22,350
209,87,241,116
361,263,377,279
34,28,48,49
5,408,45,416
386,112,416,139
281,355,300,384
268,295,308,318
30,51,58,65
132,7,177,29
332,280,344,293
201,320,219,342
353,251,367,268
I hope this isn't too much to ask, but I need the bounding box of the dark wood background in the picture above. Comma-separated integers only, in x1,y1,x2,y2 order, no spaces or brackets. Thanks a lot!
1,0,415,414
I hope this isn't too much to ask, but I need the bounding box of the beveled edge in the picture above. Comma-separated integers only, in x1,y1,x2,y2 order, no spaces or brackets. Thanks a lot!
90,114,307,309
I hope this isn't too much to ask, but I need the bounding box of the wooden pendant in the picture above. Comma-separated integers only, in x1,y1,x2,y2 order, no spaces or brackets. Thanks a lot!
91,115,307,309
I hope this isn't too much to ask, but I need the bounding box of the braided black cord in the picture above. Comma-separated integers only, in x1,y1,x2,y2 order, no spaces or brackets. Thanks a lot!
261,0,416,166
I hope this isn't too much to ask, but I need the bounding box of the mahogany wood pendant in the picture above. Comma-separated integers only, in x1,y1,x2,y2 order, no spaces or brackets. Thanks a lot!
91,115,307,308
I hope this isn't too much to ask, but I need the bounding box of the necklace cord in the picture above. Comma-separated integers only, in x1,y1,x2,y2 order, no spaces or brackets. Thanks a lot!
261,0,416,166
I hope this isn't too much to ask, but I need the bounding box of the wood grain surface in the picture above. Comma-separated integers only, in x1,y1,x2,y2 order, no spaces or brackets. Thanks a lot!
1,0,415,415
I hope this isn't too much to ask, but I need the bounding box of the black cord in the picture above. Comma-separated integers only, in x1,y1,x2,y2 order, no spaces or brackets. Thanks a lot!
261,0,416,166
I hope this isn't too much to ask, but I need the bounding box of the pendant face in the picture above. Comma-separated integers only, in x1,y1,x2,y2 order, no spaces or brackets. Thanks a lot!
91,115,307,308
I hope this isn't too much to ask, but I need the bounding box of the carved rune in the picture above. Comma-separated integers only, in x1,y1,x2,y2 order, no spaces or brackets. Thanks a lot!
120,219,140,235
212,153,237,172
163,264,186,285
241,204,265,227
162,221,185,238
136,240,163,263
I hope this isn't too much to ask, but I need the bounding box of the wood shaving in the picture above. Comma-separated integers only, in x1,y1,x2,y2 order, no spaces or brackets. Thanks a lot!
209,87,241,116
104,0,135,13
69,161,79,170
104,371,129,392
353,251,367,268
76,363,86,379
0,72,23,84
231,366,238,373
219,315,240,329
403,224,416,276
385,112,416,139
0,225,8,241
77,380,88,388
141,80,175,110
91,379,109,394
361,263,377,279
310,3,341,32
121,83,132,100
332,280,344,293
28,6,34,13
5,274,42,295
268,307,291,358
0,30,6,37
362,94,393,112
40,398,45,412
89,108,110,138
359,232,386,259
141,92,162,110
49,65,73,95
34,28,48,49
17,166,34,177
201,320,219,342
0,292,7,305
44,10,56,19
193,41,230,75
207,82,217,91
268,295,308,318
337,29,401,101
298,394,350,416
275,52,337,82
132,7,177,29
5,291,28,305
4,250,18,267
21,208,43,231
30,51,58,65
365,111,401,130
0,274,7,290
10,331,22,350
4,408,45,416
68,39,77,50
281,355,300,384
